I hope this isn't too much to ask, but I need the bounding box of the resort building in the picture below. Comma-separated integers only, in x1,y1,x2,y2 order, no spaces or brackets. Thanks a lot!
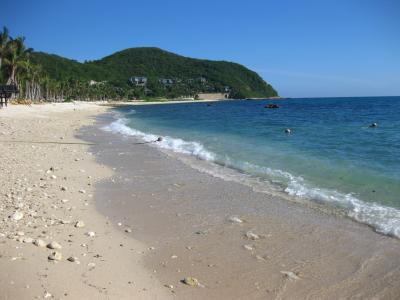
159,78,174,85
129,76,148,86
198,77,207,83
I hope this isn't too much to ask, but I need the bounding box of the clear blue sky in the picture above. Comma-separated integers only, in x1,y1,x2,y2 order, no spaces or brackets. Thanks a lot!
3,0,400,97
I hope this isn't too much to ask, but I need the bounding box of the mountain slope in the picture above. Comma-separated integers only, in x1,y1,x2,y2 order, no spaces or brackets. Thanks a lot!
31,47,278,99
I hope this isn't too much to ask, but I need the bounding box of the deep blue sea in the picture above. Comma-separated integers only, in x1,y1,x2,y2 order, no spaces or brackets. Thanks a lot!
105,97,400,237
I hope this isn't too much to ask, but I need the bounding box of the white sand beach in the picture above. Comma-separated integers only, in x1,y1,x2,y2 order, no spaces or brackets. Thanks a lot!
0,103,171,299
1,102,400,300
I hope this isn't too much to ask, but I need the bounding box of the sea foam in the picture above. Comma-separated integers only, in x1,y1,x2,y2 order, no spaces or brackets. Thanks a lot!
103,118,215,161
285,176,400,237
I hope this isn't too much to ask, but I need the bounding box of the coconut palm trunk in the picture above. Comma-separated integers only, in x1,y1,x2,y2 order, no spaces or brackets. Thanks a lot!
0,27,10,76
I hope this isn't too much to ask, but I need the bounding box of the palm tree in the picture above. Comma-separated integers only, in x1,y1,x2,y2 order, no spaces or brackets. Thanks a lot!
3,37,33,85
0,27,9,64
0,26,10,81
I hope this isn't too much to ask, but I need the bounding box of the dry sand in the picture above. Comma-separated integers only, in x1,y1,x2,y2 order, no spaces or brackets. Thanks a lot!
0,103,171,299
1,102,400,300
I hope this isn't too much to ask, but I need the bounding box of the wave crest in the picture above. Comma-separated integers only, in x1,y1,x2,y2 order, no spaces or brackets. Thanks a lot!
103,118,215,161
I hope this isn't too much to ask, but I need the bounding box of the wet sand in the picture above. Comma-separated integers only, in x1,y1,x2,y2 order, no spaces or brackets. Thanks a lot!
82,111,400,299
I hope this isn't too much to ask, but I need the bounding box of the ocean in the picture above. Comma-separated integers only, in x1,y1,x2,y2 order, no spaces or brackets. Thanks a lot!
104,96,400,237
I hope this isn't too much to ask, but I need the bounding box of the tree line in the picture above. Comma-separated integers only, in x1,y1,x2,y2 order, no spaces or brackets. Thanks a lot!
0,27,126,102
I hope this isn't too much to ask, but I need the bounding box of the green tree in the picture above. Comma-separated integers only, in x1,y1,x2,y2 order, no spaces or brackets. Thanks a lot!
0,26,10,82
3,37,33,84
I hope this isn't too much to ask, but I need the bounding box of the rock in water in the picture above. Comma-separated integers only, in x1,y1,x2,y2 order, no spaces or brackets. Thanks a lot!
10,211,24,221
182,277,200,287
75,221,85,228
48,251,62,261
47,241,62,250
265,103,280,109
34,239,46,247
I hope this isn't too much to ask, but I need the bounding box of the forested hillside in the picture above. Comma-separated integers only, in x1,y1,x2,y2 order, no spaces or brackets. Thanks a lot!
1,27,278,101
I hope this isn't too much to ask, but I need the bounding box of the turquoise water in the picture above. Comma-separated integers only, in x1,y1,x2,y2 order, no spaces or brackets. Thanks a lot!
105,97,400,237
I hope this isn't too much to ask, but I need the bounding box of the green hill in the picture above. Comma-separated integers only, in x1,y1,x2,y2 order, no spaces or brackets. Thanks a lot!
31,47,277,99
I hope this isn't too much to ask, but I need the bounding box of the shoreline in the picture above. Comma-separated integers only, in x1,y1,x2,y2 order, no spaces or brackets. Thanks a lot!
1,103,400,299
86,107,400,299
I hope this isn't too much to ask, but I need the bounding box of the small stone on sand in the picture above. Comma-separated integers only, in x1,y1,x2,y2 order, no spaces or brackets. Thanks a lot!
23,237,33,243
256,255,267,262
47,241,62,250
229,216,243,223
10,211,24,221
75,221,85,228
182,277,200,287
281,271,301,281
86,231,95,237
48,251,62,261
243,244,253,251
34,239,46,247
245,231,260,240
67,256,78,262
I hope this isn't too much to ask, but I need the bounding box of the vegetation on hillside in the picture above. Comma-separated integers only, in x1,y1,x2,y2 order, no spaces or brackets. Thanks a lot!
0,27,278,101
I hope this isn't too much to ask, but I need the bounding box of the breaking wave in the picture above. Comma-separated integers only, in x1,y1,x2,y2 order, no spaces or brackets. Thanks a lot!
103,118,215,161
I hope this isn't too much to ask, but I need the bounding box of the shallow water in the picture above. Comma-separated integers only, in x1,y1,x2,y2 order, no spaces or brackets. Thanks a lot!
104,97,400,237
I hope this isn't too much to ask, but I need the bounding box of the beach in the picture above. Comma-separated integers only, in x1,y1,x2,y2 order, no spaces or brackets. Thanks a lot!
1,102,400,299
0,103,171,299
